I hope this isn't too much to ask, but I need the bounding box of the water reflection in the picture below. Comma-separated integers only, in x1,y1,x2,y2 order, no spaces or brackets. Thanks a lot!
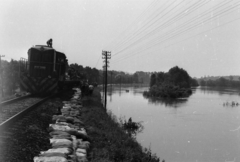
107,85,147,96
143,95,188,108
197,86,240,96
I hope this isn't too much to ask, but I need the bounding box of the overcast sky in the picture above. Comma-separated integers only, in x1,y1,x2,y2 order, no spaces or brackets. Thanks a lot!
1,0,240,77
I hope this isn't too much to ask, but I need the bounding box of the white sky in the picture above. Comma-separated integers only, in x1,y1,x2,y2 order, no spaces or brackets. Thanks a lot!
1,0,240,77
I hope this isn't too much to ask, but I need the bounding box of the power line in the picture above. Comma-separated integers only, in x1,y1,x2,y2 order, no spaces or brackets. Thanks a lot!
112,0,231,57
111,0,237,62
112,0,207,53
94,55,101,68
111,0,207,53
111,7,240,63
111,0,178,51
111,15,240,65
103,0,158,50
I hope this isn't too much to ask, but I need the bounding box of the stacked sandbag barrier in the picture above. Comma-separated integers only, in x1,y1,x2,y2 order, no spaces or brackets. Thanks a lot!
34,88,90,162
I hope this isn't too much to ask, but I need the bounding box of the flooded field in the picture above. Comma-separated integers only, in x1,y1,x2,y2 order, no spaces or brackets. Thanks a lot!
104,85,240,162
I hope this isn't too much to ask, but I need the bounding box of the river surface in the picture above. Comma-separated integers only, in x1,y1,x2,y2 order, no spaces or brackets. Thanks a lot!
103,85,240,162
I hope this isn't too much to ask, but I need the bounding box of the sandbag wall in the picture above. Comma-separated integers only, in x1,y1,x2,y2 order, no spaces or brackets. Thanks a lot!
34,88,90,162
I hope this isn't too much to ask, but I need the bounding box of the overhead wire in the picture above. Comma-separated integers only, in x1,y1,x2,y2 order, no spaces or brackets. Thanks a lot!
103,0,159,50
94,55,101,68
110,0,178,51
112,0,230,57
112,7,239,64
111,0,236,62
112,1,209,55
111,16,240,65
111,0,239,64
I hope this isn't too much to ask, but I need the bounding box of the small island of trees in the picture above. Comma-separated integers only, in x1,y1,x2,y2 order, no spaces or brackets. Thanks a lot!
144,66,199,99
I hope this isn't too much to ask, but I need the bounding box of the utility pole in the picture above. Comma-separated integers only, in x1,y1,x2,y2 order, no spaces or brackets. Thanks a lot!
102,50,111,109
0,55,5,99
102,70,105,104
111,71,113,90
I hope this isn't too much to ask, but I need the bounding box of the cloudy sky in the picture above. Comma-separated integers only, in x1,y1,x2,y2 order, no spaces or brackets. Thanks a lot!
1,0,240,77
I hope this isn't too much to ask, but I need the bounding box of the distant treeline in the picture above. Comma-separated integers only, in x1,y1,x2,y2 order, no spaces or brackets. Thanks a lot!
69,63,151,85
0,60,151,97
198,77,240,88
144,66,198,98
0,59,20,96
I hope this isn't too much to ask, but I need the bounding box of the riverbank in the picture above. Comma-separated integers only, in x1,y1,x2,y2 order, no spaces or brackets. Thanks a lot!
82,87,163,162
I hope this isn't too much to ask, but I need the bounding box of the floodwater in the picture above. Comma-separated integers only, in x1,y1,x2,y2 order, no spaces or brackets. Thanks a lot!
104,85,240,162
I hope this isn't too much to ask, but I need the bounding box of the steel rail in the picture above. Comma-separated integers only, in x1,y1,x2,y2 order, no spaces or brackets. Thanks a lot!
0,94,32,106
0,94,55,133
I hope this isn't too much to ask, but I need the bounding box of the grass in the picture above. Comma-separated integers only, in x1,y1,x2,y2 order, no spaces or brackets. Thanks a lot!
81,88,164,162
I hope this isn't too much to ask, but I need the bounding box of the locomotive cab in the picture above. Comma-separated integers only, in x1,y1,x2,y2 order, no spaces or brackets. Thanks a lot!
20,45,68,95
28,45,66,80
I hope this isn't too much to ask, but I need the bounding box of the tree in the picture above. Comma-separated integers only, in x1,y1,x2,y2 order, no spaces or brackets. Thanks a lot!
190,78,199,87
133,73,139,83
168,66,191,88
218,77,227,87
150,73,156,87
156,72,165,86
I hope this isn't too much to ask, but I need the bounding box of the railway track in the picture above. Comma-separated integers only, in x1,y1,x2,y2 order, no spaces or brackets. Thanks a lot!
0,94,31,106
0,95,53,132
0,93,62,161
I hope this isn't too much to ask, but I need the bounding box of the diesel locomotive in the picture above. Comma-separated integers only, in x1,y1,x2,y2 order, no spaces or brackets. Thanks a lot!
19,43,79,94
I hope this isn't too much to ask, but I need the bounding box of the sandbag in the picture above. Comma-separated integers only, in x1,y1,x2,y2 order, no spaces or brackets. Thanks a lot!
51,135,72,140
74,119,84,125
52,115,67,122
49,122,81,134
49,124,73,131
42,148,73,155
77,140,90,149
52,115,66,122
39,152,67,158
62,112,70,116
76,148,86,154
50,138,72,145
50,130,70,137
78,128,87,135
66,129,90,141
63,103,72,107
33,156,68,162
61,108,71,112
52,143,72,149
55,122,69,126
76,152,86,157
66,117,75,123
50,138,72,148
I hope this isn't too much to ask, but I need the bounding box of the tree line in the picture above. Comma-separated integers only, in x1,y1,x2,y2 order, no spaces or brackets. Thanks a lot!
0,59,20,96
68,63,151,85
198,77,240,88
0,59,152,98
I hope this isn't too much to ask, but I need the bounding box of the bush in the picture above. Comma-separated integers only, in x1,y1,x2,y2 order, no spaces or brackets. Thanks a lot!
144,84,192,99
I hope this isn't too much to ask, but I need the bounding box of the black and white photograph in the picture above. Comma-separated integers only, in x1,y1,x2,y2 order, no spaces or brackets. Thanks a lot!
0,0,240,162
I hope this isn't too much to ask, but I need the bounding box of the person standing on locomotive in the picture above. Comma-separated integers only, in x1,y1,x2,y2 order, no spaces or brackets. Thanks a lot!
47,38,53,47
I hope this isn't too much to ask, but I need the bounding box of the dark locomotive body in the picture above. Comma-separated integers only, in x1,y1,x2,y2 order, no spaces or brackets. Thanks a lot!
20,45,79,95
